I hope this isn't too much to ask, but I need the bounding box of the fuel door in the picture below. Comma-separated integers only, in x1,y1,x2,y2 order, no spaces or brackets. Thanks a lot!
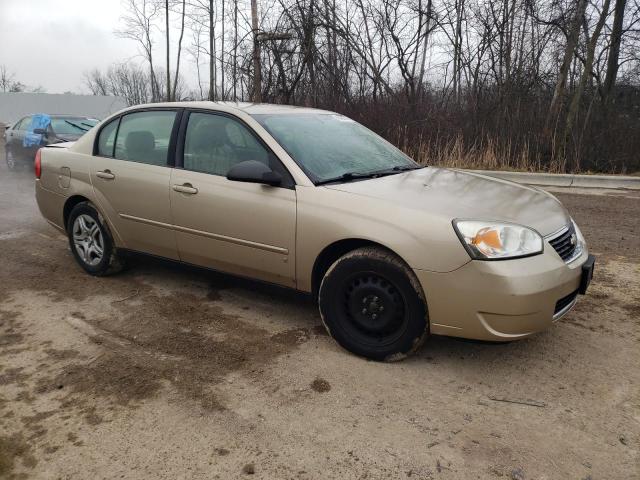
58,167,71,189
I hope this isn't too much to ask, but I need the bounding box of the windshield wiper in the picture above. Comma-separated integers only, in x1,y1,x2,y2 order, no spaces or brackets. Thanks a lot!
315,165,423,186
315,171,381,186
64,120,89,132
390,165,422,172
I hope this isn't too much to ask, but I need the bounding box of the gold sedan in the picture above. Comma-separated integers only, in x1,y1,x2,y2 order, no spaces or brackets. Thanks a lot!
35,102,595,360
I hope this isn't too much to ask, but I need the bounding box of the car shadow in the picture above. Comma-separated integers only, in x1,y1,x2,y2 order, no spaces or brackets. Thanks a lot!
121,251,550,370
121,250,316,310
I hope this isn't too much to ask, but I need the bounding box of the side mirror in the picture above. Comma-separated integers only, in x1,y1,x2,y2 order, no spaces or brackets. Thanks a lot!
227,160,282,186
33,128,47,135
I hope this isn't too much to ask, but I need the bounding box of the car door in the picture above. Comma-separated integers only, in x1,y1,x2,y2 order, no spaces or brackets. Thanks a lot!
90,109,180,260
4,119,20,152
170,111,297,287
7,116,30,160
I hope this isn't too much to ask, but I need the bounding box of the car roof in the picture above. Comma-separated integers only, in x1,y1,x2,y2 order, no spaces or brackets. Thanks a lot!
118,101,335,116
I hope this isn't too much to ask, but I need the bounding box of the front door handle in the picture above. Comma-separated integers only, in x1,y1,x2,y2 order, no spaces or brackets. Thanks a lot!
96,169,115,180
172,183,198,195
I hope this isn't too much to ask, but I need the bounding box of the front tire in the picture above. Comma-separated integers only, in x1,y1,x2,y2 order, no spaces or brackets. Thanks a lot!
67,202,124,276
5,147,17,170
318,247,429,361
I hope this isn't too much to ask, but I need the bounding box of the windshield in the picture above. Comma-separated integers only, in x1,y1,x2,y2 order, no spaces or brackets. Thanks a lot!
252,113,417,183
50,117,99,135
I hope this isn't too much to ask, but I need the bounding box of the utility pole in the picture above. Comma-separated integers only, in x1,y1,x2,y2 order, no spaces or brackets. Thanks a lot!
251,0,261,103
249,0,291,104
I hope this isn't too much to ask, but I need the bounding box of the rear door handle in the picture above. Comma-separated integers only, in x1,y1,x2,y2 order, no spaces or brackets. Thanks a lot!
172,183,198,195
96,170,115,180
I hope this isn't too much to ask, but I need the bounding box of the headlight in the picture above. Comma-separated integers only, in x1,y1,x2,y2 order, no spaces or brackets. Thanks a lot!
453,220,543,260
571,218,586,256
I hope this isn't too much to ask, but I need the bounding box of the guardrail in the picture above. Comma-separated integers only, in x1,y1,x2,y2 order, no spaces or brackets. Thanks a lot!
463,169,640,190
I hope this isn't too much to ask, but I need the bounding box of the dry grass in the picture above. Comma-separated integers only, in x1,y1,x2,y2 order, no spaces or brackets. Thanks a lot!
394,132,567,173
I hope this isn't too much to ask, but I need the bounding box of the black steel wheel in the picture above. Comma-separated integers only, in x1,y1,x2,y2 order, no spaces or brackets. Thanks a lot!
341,272,408,346
319,247,429,361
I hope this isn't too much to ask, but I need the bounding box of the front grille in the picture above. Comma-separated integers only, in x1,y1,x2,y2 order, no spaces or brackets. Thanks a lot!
548,224,577,261
555,289,579,315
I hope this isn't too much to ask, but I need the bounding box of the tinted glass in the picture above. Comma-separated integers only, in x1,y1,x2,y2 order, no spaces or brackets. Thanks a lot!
97,118,119,157
252,113,415,183
51,117,98,135
114,111,176,166
183,113,270,176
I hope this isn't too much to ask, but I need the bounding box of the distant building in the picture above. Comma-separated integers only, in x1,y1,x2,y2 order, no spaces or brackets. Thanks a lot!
0,92,127,127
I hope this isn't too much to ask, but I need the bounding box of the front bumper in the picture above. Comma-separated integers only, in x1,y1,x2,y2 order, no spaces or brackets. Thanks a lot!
414,246,592,341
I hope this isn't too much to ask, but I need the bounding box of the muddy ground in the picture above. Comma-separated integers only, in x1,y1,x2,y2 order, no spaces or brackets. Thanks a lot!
0,144,638,479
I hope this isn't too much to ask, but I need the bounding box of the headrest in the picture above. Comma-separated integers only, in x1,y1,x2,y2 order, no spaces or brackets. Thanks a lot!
125,131,155,155
189,117,233,150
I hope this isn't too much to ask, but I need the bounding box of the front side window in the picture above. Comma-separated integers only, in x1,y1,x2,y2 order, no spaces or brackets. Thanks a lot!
17,117,31,131
183,112,271,176
114,111,177,166
252,113,417,183
96,118,119,157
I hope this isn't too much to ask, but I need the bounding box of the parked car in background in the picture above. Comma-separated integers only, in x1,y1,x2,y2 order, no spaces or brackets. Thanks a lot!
34,102,595,361
4,114,98,169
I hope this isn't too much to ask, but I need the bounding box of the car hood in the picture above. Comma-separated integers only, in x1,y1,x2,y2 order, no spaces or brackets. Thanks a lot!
323,167,571,236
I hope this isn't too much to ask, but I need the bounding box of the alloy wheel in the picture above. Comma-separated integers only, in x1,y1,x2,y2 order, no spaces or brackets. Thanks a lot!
72,214,105,266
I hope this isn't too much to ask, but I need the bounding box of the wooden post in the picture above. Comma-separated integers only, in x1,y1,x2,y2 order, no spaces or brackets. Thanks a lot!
251,0,262,103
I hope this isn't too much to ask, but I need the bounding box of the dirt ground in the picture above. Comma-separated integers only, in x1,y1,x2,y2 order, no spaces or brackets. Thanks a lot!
0,143,638,479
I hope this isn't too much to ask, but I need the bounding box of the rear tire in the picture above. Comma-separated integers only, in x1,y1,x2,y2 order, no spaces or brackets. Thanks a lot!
67,202,125,276
318,247,429,361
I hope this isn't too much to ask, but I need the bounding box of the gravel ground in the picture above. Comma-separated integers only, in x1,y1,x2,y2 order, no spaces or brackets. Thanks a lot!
0,143,638,479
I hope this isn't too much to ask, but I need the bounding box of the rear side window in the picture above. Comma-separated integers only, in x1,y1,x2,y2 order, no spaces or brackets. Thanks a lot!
97,118,119,157
114,111,177,166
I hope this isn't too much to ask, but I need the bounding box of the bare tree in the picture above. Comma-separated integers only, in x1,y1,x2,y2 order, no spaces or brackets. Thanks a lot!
117,0,162,101
165,0,172,101
0,65,25,93
99,0,640,173
172,0,188,100
545,0,589,136
602,0,628,105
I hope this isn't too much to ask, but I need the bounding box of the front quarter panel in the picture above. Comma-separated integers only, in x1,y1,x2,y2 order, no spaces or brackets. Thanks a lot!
295,185,471,292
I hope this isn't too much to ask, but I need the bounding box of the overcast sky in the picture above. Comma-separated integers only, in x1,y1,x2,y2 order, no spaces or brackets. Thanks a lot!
0,0,142,93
